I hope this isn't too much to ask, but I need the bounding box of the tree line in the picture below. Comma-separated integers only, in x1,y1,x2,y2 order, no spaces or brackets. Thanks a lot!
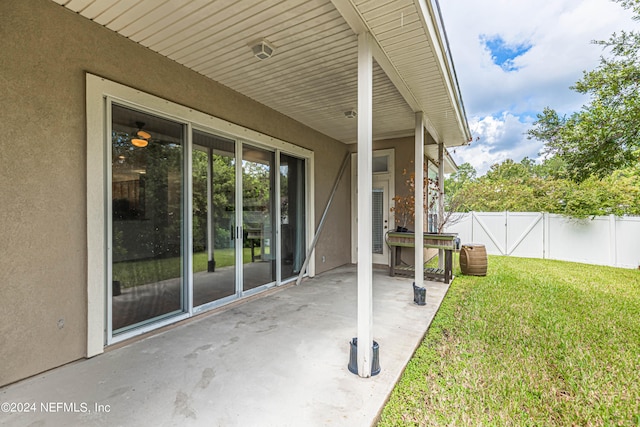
446,0,640,218
445,158,640,218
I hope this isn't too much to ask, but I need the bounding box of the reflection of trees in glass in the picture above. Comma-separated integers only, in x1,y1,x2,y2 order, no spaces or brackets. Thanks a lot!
112,130,139,160
242,159,272,250
242,161,270,210
147,141,182,258
192,150,235,251
280,165,289,223
112,131,147,220
112,129,183,261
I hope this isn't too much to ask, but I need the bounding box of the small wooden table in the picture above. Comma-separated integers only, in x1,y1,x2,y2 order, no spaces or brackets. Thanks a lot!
387,232,457,284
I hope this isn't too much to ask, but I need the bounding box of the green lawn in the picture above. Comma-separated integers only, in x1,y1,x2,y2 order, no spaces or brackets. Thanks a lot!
113,247,261,288
378,256,640,426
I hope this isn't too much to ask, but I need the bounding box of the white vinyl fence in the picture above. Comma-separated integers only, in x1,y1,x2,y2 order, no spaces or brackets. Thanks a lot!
445,212,640,269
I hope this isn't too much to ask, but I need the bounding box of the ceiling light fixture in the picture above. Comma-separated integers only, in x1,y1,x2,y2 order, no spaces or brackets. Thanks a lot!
131,121,150,147
131,138,148,148
251,40,275,60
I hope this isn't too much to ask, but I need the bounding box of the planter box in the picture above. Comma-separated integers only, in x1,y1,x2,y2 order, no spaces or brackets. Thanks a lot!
387,232,458,250
387,232,457,284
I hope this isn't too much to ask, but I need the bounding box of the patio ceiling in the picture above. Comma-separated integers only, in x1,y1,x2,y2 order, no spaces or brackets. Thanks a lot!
53,0,470,147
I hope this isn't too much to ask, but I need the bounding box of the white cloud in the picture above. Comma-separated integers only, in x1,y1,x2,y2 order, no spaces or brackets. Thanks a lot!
440,0,639,175
451,113,544,175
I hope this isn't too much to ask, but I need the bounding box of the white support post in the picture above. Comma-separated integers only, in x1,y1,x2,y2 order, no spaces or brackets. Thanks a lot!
356,32,374,378
414,113,425,288
437,142,445,269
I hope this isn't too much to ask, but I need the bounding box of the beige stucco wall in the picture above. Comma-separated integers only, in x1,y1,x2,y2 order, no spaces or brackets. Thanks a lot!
0,0,350,386
372,136,440,264
373,135,439,229
373,137,414,215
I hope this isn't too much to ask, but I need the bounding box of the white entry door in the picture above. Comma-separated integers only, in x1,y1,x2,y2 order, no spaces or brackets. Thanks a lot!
372,178,390,265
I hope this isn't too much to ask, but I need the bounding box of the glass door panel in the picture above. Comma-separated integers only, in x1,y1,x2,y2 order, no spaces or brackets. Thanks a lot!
192,131,236,307
111,104,185,333
242,145,276,291
279,154,306,280
372,188,384,254
372,179,389,265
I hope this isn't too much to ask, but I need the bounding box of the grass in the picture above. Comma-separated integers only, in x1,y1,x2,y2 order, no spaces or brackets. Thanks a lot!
113,247,261,288
378,256,640,426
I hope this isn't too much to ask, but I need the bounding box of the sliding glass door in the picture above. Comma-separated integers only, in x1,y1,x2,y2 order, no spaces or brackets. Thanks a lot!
242,146,276,291
192,131,236,307
111,104,186,333
108,102,308,340
280,153,306,281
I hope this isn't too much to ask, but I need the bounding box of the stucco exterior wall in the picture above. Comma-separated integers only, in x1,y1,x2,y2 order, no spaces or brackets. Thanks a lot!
373,135,439,229
373,137,414,214
0,0,350,386
372,136,441,264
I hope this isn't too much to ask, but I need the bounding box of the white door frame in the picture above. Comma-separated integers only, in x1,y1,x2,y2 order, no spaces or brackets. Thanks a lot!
350,148,395,265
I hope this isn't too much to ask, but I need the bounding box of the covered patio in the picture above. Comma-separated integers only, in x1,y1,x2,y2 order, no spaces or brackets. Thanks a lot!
1,0,471,393
0,266,449,426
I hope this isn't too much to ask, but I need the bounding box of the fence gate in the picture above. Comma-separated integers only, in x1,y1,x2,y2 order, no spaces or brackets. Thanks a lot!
447,212,640,269
458,212,544,257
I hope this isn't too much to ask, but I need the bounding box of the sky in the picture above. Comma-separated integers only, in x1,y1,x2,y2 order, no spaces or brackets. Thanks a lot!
438,0,639,175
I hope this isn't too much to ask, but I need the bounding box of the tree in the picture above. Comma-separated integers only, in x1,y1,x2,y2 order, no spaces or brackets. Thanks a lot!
528,0,640,182
451,158,555,212
444,162,476,197
565,164,640,217
446,157,640,218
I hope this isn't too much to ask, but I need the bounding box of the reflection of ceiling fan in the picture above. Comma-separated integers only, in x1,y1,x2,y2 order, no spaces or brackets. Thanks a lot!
131,121,151,147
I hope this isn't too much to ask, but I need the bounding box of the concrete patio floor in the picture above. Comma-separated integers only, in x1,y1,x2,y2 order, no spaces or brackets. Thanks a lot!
0,265,450,427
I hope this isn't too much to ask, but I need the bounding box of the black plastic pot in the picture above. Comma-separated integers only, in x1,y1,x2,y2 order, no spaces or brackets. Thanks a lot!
413,282,426,305
348,338,380,376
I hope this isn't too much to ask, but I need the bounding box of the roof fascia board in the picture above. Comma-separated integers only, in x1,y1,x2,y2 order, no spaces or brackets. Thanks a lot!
413,0,471,143
444,147,458,173
426,144,458,174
